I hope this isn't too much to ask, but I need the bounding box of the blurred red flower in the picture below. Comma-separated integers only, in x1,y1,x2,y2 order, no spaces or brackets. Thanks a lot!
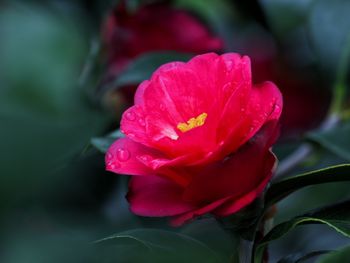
238,33,330,136
100,3,223,108
105,53,282,226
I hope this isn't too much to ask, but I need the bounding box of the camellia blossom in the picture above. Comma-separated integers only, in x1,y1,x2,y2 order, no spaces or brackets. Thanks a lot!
106,53,283,226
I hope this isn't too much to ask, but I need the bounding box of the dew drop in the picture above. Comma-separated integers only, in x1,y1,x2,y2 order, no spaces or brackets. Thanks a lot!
107,161,120,170
138,118,146,127
125,111,136,121
137,155,152,163
117,148,130,161
128,133,136,138
274,104,281,113
159,103,166,111
206,151,214,158
269,99,276,107
106,152,113,162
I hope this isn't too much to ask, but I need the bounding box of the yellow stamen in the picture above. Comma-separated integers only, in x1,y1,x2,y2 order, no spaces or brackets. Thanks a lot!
177,112,208,133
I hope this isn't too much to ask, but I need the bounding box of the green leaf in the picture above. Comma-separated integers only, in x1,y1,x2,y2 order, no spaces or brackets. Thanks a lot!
181,218,239,262
308,0,350,71
109,51,193,89
260,0,314,38
95,228,223,263
219,197,264,241
276,250,332,263
307,122,350,161
0,4,109,210
265,164,350,208
91,129,124,153
174,0,237,46
254,199,350,263
318,245,350,263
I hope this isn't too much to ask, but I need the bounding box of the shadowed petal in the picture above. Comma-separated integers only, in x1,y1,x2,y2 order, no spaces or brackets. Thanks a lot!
127,175,194,216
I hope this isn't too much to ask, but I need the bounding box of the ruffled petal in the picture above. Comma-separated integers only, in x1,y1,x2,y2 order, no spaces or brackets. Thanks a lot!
122,53,257,162
170,123,278,226
213,151,276,216
106,137,191,186
105,137,163,176
127,175,194,216
191,80,282,166
170,196,231,227
183,121,279,208
222,81,282,153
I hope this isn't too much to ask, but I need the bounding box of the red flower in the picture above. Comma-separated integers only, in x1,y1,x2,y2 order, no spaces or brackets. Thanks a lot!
101,3,223,106
236,32,330,136
106,53,282,226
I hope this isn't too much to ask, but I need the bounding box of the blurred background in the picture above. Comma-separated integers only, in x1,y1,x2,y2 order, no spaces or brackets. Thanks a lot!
0,0,349,262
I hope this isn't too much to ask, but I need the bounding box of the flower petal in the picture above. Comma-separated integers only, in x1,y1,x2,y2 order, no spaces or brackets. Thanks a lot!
127,175,194,216
170,196,231,227
210,80,282,165
213,151,276,216
122,53,256,161
106,137,192,186
183,121,279,207
105,137,163,176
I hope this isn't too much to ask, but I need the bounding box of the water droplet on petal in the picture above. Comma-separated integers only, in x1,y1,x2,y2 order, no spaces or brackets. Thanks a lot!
274,104,281,113
269,98,276,107
138,154,152,163
117,148,130,161
125,111,136,121
138,118,146,127
106,152,113,162
159,103,165,111
240,108,245,112
107,160,120,170
128,133,135,138
206,151,214,158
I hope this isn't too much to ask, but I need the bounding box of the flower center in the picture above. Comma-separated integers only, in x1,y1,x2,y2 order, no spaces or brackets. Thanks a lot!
177,112,208,133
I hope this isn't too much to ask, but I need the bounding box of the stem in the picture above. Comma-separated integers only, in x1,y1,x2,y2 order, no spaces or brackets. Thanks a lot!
238,239,253,263
78,38,101,89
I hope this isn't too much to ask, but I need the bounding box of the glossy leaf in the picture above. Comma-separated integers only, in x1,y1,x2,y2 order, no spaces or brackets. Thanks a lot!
308,0,350,71
91,129,124,153
318,245,350,263
0,4,109,210
307,121,350,161
259,0,314,38
265,164,350,208
181,218,239,263
276,250,332,263
95,228,223,263
254,199,350,263
110,51,192,89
